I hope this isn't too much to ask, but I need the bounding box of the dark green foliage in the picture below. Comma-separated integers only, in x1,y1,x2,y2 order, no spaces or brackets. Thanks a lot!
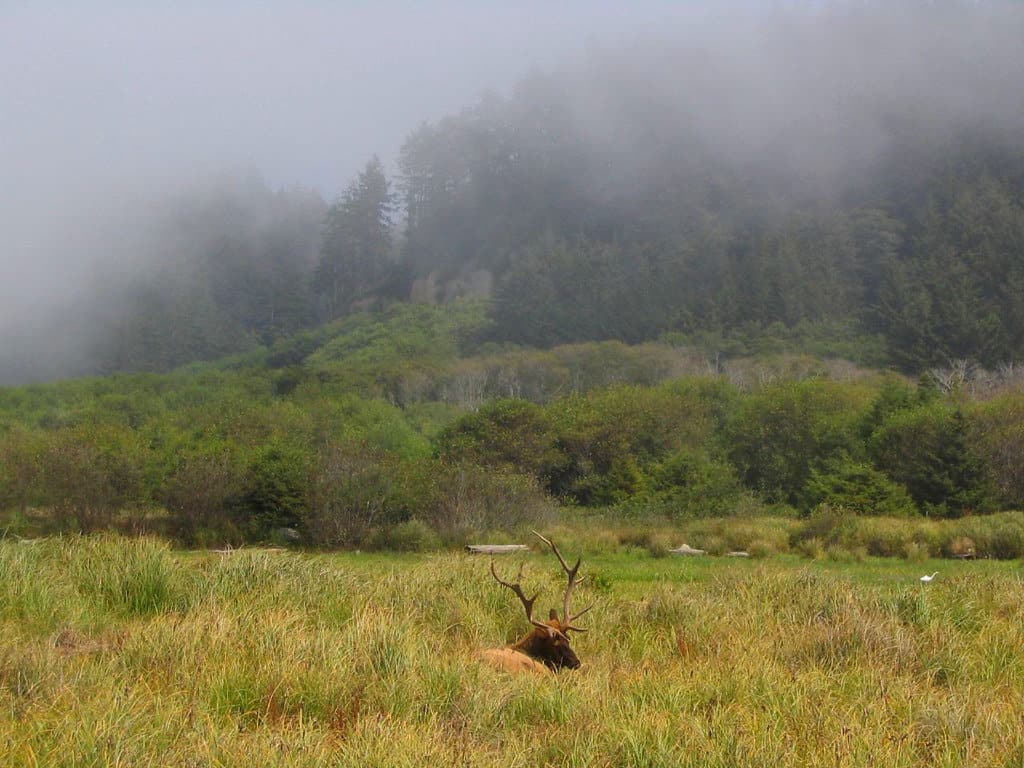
639,447,747,519
869,405,995,517
726,380,870,506
316,156,396,318
489,239,670,346
876,175,1024,368
0,426,44,516
435,382,722,507
859,377,920,440
420,463,555,541
551,385,713,505
435,399,568,487
5,299,1024,551
971,392,1024,510
303,441,409,547
34,424,157,533
231,442,310,540
802,458,917,517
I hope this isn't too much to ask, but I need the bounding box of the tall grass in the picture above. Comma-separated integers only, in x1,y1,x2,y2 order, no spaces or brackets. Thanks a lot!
2,537,1023,766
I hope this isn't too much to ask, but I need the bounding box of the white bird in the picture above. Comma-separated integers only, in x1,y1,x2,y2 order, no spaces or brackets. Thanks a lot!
920,571,938,583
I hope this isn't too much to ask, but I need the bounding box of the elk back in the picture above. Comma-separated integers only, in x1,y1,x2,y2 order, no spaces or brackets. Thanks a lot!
477,647,552,675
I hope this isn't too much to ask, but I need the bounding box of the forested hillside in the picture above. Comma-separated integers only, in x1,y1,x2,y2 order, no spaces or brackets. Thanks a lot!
3,5,1024,553
3,303,1024,554
3,7,1023,383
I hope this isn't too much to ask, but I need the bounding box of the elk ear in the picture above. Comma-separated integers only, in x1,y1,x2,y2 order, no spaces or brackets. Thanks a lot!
549,608,559,623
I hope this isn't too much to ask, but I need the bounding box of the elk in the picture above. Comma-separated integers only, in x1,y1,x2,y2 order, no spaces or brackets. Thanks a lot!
479,531,592,674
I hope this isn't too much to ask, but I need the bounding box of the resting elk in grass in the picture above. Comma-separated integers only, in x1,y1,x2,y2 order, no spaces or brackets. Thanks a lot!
479,531,592,674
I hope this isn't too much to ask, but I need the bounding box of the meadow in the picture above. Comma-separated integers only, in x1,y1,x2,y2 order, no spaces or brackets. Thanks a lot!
2,534,1023,767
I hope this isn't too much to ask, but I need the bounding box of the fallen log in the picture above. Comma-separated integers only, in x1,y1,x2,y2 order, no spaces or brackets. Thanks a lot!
669,543,706,556
465,544,530,555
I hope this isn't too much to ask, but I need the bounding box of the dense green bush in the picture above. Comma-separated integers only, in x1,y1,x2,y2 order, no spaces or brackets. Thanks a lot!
424,463,556,542
435,399,568,485
231,442,310,540
726,380,871,505
0,425,44,516
35,424,157,533
970,392,1024,510
637,447,746,519
869,404,994,517
5,307,1024,553
802,458,917,517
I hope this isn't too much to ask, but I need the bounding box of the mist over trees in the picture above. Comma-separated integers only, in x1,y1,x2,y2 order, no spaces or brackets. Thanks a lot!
2,4,1024,383
391,9,1024,367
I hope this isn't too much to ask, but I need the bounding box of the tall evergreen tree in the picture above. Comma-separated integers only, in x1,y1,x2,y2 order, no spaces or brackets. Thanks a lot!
316,156,395,318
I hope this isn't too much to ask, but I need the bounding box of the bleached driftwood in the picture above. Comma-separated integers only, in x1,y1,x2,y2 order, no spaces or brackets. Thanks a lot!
669,543,706,556
726,551,750,557
465,544,530,555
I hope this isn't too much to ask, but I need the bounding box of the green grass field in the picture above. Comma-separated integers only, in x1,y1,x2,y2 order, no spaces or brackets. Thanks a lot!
2,536,1023,766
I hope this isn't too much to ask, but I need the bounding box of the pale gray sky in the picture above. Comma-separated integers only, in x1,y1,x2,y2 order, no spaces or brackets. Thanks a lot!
1,1,1022,362
2,1,716,198
0,1,715,329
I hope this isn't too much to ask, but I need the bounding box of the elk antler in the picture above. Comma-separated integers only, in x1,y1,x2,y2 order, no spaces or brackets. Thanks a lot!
531,530,593,632
490,560,560,636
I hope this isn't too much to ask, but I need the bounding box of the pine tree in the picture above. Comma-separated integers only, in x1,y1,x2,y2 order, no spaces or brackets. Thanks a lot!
316,157,395,318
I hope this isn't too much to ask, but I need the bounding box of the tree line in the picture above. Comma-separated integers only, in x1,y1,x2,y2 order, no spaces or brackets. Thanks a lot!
2,309,1023,549
8,35,1022,382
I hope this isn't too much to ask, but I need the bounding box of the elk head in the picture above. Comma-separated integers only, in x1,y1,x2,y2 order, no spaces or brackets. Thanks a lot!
489,531,592,671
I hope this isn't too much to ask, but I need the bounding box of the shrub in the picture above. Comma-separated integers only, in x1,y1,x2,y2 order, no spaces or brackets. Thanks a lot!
726,379,871,505
35,424,155,533
643,448,746,519
869,404,995,517
434,399,567,485
971,392,1024,510
427,464,556,542
303,442,406,547
160,445,244,546
0,426,45,515
549,384,718,505
366,519,442,552
801,458,917,517
231,442,310,541
747,539,775,558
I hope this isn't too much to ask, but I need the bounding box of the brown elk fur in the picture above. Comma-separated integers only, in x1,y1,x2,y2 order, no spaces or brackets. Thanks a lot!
481,532,591,673
477,647,552,675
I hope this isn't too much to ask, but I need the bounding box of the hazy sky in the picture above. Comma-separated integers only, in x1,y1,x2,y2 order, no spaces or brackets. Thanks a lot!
2,1,723,199
0,1,721,330
2,0,1022,376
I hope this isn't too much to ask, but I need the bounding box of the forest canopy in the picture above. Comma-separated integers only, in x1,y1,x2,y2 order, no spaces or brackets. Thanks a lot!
2,4,1023,382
